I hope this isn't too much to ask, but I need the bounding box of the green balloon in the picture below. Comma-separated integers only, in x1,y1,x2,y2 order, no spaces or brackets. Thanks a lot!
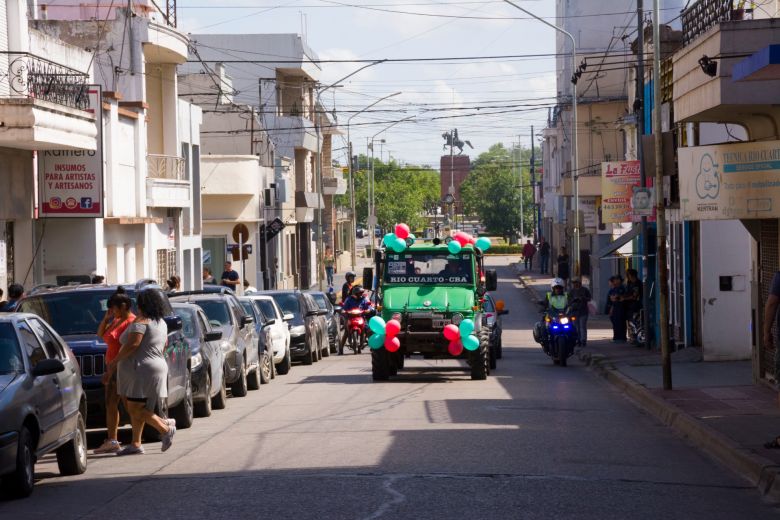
392,237,407,252
463,334,480,351
475,237,491,251
383,233,397,247
459,319,475,338
368,333,386,350
368,316,386,334
448,240,462,254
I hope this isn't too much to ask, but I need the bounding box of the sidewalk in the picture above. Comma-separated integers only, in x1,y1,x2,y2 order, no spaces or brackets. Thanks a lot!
513,264,780,502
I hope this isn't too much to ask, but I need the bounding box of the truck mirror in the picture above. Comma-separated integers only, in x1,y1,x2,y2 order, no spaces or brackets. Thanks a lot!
363,267,374,291
485,270,498,292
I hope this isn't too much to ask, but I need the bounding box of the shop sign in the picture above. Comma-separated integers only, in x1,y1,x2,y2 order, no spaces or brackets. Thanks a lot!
601,161,640,223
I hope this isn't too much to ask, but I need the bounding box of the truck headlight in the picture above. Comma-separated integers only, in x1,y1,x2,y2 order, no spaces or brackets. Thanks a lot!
451,313,464,325
191,352,203,370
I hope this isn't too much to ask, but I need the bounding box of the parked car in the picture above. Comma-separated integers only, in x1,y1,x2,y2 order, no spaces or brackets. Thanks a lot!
483,294,508,368
356,227,366,239
239,297,274,384
307,291,340,354
0,313,87,498
170,290,259,397
172,303,226,417
244,295,292,375
18,282,192,432
258,291,328,365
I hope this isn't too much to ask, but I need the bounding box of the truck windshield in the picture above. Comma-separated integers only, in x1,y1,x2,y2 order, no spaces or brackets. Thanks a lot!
384,252,473,284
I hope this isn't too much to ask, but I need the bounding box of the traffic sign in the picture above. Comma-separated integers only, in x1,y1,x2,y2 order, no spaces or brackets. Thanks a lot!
232,223,250,244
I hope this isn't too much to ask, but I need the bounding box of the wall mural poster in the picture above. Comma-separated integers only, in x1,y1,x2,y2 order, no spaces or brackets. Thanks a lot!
601,161,640,223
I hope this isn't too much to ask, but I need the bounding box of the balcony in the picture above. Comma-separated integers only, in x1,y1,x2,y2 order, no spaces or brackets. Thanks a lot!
266,114,318,156
146,154,190,208
322,176,347,195
673,2,780,133
0,53,97,150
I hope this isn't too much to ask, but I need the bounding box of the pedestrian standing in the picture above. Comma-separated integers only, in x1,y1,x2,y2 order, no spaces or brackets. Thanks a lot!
568,279,592,347
538,238,550,274
165,275,181,294
243,279,258,293
557,246,571,286
109,289,175,455
624,269,643,344
522,240,537,271
221,261,240,291
203,267,215,285
95,287,136,454
324,246,336,287
0,283,24,312
605,276,627,342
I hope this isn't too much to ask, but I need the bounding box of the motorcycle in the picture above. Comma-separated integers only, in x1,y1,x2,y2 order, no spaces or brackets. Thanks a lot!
342,308,368,354
533,303,578,367
628,310,647,346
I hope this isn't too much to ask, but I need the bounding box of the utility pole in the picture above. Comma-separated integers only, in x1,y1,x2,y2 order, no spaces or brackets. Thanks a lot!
517,138,523,239
450,129,455,231
530,125,536,241
637,0,651,350
653,0,672,389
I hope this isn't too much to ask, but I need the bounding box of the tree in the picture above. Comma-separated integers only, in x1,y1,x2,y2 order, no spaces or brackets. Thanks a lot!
461,143,539,239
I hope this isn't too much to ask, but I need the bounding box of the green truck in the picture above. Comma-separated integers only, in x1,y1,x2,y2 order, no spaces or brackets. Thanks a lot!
364,238,498,381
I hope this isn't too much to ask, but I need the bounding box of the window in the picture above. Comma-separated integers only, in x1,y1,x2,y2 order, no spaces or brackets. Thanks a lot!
17,321,46,368
271,294,303,326
257,299,279,320
157,248,177,285
0,322,24,374
29,318,65,360
197,311,211,334
240,301,257,321
177,308,198,339
194,301,232,326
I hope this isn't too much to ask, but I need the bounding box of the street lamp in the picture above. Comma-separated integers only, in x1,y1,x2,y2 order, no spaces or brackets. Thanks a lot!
315,60,387,290
347,91,402,270
503,0,579,274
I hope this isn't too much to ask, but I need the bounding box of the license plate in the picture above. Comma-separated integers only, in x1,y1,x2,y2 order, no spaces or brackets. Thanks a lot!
432,319,448,329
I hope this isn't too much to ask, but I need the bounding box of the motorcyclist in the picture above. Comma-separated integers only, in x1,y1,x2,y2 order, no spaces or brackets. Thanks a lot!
339,285,375,354
341,271,356,304
545,278,568,313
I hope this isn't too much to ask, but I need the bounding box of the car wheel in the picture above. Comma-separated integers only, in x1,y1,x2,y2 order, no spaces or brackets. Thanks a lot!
171,370,194,429
322,333,331,357
247,353,261,391
315,337,322,361
260,351,272,384
231,358,248,397
56,410,87,476
496,334,503,359
303,338,314,365
211,370,228,410
194,370,213,417
276,348,292,375
6,426,35,497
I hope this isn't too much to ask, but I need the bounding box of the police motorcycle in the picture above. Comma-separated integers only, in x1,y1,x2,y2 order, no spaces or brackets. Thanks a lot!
532,278,579,367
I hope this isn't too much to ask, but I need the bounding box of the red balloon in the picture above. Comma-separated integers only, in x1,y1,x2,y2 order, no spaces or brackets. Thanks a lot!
448,340,463,356
443,324,460,341
385,319,401,338
385,336,401,352
395,223,410,240
468,237,476,245
454,231,470,246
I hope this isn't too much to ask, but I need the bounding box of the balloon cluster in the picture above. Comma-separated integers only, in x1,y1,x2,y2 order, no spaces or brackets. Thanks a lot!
442,318,479,356
447,232,492,254
383,223,416,253
367,316,402,352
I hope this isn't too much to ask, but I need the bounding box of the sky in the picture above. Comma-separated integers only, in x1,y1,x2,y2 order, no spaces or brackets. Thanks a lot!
177,1,560,167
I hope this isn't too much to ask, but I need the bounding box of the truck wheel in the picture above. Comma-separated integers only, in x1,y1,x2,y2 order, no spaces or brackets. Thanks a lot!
470,331,490,380
489,344,497,370
395,352,404,370
557,336,568,367
372,348,390,381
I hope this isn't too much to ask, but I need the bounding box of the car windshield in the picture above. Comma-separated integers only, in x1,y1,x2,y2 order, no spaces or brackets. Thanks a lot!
310,293,330,312
270,294,303,326
257,300,278,320
19,291,127,336
174,307,198,339
194,300,232,327
0,322,24,374
384,252,473,285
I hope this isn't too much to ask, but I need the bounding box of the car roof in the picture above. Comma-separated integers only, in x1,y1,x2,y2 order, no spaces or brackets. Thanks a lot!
243,294,275,301
171,302,204,311
257,290,301,296
24,282,164,297
170,294,232,304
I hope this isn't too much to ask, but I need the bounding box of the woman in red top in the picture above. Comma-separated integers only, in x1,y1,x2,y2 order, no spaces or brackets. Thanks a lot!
94,287,136,454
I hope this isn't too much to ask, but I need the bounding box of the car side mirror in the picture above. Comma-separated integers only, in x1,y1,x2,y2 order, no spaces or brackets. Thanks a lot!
305,310,319,317
32,358,65,377
335,305,342,313
164,316,183,332
204,330,223,342
485,270,498,292
264,318,276,326
241,315,254,327
283,313,294,321
495,299,506,312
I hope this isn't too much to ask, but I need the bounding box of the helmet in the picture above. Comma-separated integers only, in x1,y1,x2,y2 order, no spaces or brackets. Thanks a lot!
551,278,565,289
345,271,356,279
351,285,365,297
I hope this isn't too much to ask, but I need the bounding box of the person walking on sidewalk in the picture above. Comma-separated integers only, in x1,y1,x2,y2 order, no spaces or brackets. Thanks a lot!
538,238,550,274
568,279,592,347
324,246,336,288
605,275,627,342
556,246,571,286
522,240,536,271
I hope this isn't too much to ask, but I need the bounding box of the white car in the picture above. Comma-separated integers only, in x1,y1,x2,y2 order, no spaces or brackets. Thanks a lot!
244,295,293,375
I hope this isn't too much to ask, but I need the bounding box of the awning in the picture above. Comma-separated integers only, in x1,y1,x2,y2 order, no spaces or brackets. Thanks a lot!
593,225,640,259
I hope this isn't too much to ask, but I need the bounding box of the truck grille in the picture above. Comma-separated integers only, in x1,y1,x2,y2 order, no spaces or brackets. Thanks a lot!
407,318,432,332
75,354,105,377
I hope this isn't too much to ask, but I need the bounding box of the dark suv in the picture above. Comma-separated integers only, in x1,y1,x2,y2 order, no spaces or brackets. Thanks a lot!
17,283,192,430
259,291,328,365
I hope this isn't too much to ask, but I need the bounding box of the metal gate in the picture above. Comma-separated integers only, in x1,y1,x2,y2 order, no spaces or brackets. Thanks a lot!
759,219,778,380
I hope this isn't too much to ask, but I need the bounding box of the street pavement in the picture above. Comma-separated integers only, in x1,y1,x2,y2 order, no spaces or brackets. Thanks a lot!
2,256,778,518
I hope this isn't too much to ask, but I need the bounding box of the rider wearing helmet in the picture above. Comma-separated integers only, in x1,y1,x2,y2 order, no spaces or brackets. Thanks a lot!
341,271,356,304
339,285,375,353
546,278,568,312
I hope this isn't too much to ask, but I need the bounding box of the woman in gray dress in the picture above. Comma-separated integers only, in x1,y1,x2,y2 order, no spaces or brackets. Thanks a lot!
107,289,175,455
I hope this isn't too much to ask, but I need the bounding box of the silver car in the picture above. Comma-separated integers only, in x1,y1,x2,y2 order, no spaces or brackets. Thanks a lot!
0,313,87,498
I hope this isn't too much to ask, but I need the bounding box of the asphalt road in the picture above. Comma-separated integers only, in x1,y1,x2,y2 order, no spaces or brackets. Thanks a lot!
2,256,778,519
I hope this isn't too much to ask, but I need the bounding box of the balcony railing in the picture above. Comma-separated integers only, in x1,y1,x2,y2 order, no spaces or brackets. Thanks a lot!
681,0,753,47
1,53,89,110
147,154,185,180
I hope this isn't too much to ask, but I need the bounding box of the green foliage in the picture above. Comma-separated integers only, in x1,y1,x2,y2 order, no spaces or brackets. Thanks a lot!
460,143,540,238
335,155,439,231
483,244,523,255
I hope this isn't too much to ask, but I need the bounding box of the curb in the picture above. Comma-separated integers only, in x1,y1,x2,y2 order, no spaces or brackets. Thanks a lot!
579,350,780,503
